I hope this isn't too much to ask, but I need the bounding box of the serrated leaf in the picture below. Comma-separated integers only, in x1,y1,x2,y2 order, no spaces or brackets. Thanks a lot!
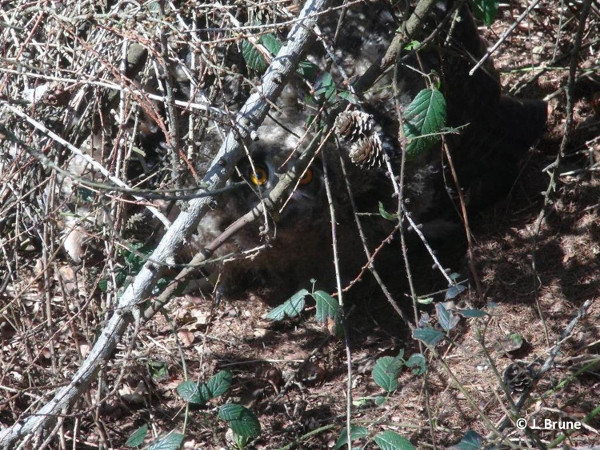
198,383,212,403
297,60,319,81
470,0,499,26
459,309,487,318
378,201,397,221
338,90,359,104
372,356,403,392
412,327,444,347
314,72,337,103
335,426,369,449
450,430,483,449
176,380,206,405
241,40,267,73
219,404,261,440
125,424,148,447
445,284,467,300
373,430,416,450
313,290,339,324
403,88,446,158
436,303,460,332
259,34,282,55
147,432,184,450
206,370,232,399
405,353,426,376
265,289,308,320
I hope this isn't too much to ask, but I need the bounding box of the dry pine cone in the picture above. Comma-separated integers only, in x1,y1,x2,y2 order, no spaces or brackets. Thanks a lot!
334,110,383,168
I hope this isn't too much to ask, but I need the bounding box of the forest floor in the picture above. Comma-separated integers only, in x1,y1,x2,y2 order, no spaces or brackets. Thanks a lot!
138,3,600,448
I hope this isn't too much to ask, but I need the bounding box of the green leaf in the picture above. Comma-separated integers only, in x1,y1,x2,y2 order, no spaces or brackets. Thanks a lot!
470,0,499,27
378,201,397,221
403,88,447,159
265,289,308,320
176,380,206,405
125,424,148,447
297,60,319,81
375,396,386,406
404,40,421,51
405,353,426,376
335,426,369,449
436,303,459,332
148,360,169,381
445,284,467,300
241,40,267,73
147,432,184,450
451,430,483,449
372,356,403,392
198,383,212,402
98,279,108,292
459,309,487,318
313,290,339,324
412,327,444,347
338,90,359,104
207,370,232,399
259,34,282,55
219,403,261,440
373,430,416,450
314,72,337,103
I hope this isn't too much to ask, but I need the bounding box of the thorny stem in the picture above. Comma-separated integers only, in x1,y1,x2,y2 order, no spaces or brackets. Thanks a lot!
391,24,437,448
441,137,483,300
321,153,353,450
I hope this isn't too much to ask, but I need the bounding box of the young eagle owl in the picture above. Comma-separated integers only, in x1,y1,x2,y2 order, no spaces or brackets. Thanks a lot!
192,144,345,304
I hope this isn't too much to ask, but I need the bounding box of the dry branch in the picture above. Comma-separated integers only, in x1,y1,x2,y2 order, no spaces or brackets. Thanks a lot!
0,0,330,446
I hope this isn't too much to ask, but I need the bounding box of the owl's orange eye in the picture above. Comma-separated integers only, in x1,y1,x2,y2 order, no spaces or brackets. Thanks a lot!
299,168,313,185
250,167,268,186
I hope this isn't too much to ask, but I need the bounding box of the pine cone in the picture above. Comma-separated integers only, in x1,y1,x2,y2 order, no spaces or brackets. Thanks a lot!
335,110,383,168
503,362,536,393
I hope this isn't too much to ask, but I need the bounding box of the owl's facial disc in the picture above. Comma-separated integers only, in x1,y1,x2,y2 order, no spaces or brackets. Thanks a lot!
235,152,325,225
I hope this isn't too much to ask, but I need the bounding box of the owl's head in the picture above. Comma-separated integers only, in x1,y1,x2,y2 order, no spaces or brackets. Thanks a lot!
232,148,327,226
